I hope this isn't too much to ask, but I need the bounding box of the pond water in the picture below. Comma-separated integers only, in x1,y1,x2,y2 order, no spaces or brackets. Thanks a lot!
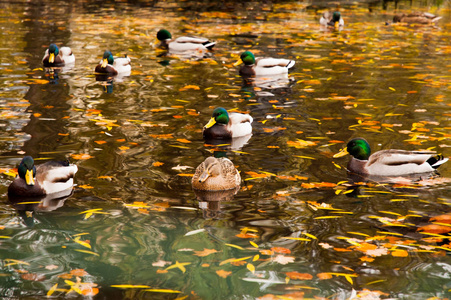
1,0,451,299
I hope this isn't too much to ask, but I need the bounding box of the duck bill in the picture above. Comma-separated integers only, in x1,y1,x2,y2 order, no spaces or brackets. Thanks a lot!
333,148,349,158
334,21,339,29
233,59,242,67
101,58,108,68
198,171,210,183
25,169,35,186
49,53,55,63
204,117,216,129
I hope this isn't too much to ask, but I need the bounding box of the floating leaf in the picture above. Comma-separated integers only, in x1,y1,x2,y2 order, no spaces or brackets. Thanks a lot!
193,249,218,257
216,270,232,278
271,247,291,254
246,263,255,274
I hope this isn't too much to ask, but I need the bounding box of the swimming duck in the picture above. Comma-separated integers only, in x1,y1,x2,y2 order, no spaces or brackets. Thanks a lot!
234,51,295,76
8,156,78,198
192,157,241,191
320,11,344,28
42,44,75,67
95,50,131,75
393,12,441,24
203,107,253,140
333,138,448,176
156,29,216,52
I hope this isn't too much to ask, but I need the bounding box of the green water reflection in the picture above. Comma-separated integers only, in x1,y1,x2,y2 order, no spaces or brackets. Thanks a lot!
1,0,451,299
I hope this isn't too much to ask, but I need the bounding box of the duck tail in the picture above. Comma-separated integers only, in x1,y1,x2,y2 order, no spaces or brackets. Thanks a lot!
203,41,216,50
427,155,449,169
286,60,295,69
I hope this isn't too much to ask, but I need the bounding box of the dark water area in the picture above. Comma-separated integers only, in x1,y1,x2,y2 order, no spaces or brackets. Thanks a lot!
1,0,451,299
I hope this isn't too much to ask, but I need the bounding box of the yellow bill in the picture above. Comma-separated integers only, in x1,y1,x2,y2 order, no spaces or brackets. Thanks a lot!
49,53,55,63
25,169,35,186
204,117,216,129
101,58,108,68
333,148,349,158
233,59,242,67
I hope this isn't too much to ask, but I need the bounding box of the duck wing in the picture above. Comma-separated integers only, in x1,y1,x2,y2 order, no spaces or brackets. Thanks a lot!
228,112,253,138
367,149,435,167
255,57,295,69
218,158,241,186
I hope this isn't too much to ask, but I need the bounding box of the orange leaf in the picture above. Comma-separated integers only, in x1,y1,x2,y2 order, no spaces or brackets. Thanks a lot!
259,250,274,256
177,139,191,143
391,249,408,257
70,269,89,277
417,225,451,234
317,272,333,280
216,270,232,278
285,272,313,280
94,140,107,145
193,248,218,257
71,153,93,160
430,214,451,224
153,162,164,167
271,247,291,254
236,233,258,238
156,269,168,274
21,273,46,281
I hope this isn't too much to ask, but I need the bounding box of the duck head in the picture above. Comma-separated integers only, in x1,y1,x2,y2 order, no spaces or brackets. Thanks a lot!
48,44,60,63
234,51,255,66
334,138,371,160
18,156,36,186
204,107,229,128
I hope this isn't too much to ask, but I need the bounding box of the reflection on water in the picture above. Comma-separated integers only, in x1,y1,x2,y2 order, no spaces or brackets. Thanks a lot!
1,0,451,299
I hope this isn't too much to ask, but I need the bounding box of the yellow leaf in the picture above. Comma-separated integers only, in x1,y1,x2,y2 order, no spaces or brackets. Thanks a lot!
74,237,91,249
143,289,181,293
345,275,353,284
47,283,58,297
74,249,99,256
246,263,255,274
253,254,259,261
250,241,258,248
225,243,244,250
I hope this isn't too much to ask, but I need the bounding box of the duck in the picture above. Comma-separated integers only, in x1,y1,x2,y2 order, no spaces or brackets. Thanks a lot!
192,156,241,191
393,12,441,24
95,50,131,75
203,107,253,140
234,51,295,76
333,137,448,176
42,43,75,67
156,29,216,52
8,156,78,198
320,11,344,28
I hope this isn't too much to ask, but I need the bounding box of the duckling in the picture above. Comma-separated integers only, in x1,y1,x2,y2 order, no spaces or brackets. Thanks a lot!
203,107,253,140
192,157,241,191
234,51,295,76
156,29,216,52
320,11,344,28
333,138,448,176
393,12,441,24
8,156,78,198
95,50,131,75
42,44,75,67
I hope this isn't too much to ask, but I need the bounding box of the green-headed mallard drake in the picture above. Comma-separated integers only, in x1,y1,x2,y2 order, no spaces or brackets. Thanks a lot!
192,157,241,191
393,12,441,24
95,50,131,75
156,29,216,52
333,138,448,176
203,107,253,140
234,51,295,76
42,44,75,67
8,156,78,198
320,11,344,28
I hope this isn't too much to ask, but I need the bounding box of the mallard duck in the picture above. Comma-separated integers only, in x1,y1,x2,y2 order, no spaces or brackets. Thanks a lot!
156,29,216,52
333,138,448,176
393,12,441,24
42,44,75,67
234,51,295,76
95,50,131,75
8,156,78,198
192,157,241,191
203,107,253,140
320,11,344,28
